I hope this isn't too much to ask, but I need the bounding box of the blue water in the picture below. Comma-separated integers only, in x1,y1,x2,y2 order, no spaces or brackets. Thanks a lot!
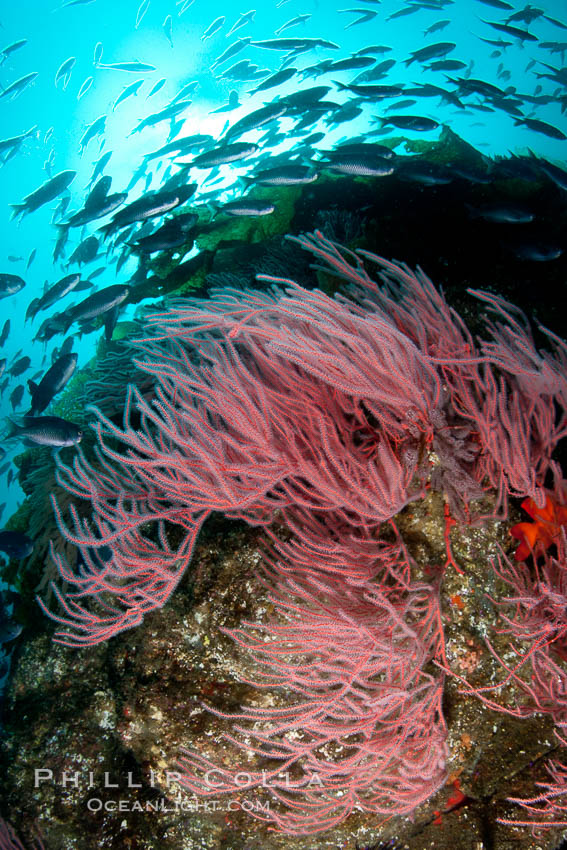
0,0,565,520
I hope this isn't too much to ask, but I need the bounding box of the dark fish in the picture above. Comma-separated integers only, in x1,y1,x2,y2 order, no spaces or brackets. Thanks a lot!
380,115,440,131
0,274,25,298
333,81,404,99
214,198,275,217
9,356,31,377
327,56,377,72
474,0,513,8
247,67,297,94
65,191,127,227
8,385,24,411
0,531,33,561
537,158,567,191
0,321,8,346
184,142,258,168
99,185,196,237
326,154,394,177
67,235,99,266
480,19,539,42
85,175,112,209
465,203,534,222
27,354,77,416
128,214,196,253
514,116,567,141
250,38,339,51
511,242,563,262
31,273,81,319
405,42,456,66
61,284,130,331
243,164,318,186
6,415,82,447
397,160,452,184
224,102,288,139
10,171,76,219
0,359,5,377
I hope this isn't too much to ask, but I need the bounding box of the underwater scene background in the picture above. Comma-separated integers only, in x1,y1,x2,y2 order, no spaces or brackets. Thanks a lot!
1,0,567,847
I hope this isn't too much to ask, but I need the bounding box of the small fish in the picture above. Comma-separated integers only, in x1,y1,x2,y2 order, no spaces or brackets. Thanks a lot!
59,284,130,334
227,9,255,37
93,41,103,64
512,242,563,262
210,90,241,112
251,37,339,51
405,42,456,66
184,141,258,168
275,13,311,36
514,116,567,141
146,77,166,98
176,0,195,15
0,320,10,346
0,531,33,560
28,273,81,318
475,0,513,8
26,249,36,270
55,56,76,89
94,60,156,72
163,14,173,47
112,78,144,111
243,163,318,186
8,385,24,411
135,0,150,29
0,617,23,643
77,75,94,99
11,170,76,219
9,356,31,377
6,415,82,448
0,38,27,65
247,67,297,94
27,353,78,416
224,102,287,139
0,71,39,101
480,19,539,42
211,37,251,71
202,16,225,41
61,0,97,7
78,115,105,155
214,198,275,217
465,202,534,223
0,274,25,298
380,115,440,131
339,8,378,30
67,235,99,266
